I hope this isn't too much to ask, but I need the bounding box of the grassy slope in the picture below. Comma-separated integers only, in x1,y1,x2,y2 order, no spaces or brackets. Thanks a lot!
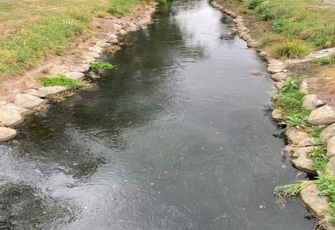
0,0,147,80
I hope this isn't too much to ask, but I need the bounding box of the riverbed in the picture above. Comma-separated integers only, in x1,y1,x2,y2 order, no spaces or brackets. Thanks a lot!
0,0,317,229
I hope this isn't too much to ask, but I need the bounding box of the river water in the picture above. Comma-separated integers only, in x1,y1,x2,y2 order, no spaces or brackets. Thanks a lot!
0,0,317,229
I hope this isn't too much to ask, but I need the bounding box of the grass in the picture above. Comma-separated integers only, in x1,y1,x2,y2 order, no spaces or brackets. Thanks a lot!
37,75,83,90
274,180,311,200
0,0,155,80
89,61,113,70
312,54,335,66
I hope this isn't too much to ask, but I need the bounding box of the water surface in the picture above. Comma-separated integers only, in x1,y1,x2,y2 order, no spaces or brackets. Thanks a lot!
0,0,316,229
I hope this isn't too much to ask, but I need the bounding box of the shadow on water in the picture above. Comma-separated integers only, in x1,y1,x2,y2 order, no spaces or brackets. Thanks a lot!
0,0,318,229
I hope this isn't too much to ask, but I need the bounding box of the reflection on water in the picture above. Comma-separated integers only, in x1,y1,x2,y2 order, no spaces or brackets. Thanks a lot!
0,0,316,229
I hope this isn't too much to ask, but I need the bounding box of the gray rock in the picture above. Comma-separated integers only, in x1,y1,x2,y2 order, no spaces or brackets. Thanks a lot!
274,81,285,89
65,72,85,80
26,89,47,98
302,94,318,110
96,41,110,48
271,108,285,122
0,104,31,126
106,34,119,44
327,136,335,158
0,127,17,141
14,94,45,109
308,105,335,125
320,123,335,142
315,99,325,107
291,146,316,175
299,182,329,217
38,86,67,97
119,30,127,35
270,72,287,82
285,126,315,147
89,46,103,54
114,24,122,31
327,157,335,177
86,51,100,58
267,62,286,73
299,81,309,94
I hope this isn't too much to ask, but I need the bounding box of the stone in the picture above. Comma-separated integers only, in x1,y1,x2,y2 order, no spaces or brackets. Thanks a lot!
95,41,110,48
14,94,45,109
119,29,127,35
0,104,31,126
89,46,103,54
86,51,100,58
299,182,329,217
274,81,285,89
106,34,119,44
327,157,335,177
267,62,286,73
308,105,335,125
320,123,335,142
38,86,67,97
65,72,85,80
270,72,287,82
327,136,335,158
285,126,315,147
247,41,259,48
271,108,285,122
76,64,90,72
114,24,122,31
302,94,318,110
291,146,316,175
26,89,47,98
299,81,309,94
0,127,17,141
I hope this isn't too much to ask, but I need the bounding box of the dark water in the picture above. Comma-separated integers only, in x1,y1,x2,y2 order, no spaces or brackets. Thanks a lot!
0,0,316,229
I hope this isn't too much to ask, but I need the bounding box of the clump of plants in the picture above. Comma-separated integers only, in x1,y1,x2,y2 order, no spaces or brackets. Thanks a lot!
246,0,264,10
312,54,335,66
272,41,310,59
37,75,83,90
89,61,113,70
274,180,311,200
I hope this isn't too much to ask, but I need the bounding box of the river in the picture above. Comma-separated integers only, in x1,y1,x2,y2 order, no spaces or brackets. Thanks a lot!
0,0,317,229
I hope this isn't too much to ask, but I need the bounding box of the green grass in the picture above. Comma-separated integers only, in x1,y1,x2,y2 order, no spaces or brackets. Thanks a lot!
271,40,311,59
0,0,151,80
274,181,311,199
89,61,113,70
312,54,335,66
37,75,83,90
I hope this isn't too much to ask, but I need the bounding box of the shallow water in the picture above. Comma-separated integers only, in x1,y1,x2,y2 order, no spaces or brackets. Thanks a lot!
0,0,317,229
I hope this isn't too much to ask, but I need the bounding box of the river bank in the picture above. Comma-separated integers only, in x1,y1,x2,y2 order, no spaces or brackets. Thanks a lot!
0,1,157,141
212,0,335,229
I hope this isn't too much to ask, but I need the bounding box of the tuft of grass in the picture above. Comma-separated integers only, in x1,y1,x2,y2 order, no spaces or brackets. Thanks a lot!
274,180,311,200
95,10,109,18
312,54,335,66
271,40,310,59
37,75,83,90
309,145,328,172
316,174,335,208
89,61,113,70
246,0,264,10
108,0,140,18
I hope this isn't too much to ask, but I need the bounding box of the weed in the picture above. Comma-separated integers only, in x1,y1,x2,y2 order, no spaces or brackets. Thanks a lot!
309,125,321,144
316,174,335,208
95,10,109,18
89,62,113,70
246,0,264,10
271,40,310,59
37,75,83,90
274,180,311,200
309,145,328,172
312,54,335,66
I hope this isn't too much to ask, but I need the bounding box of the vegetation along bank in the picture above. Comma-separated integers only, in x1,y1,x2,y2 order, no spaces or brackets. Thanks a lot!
0,0,162,140
211,0,335,229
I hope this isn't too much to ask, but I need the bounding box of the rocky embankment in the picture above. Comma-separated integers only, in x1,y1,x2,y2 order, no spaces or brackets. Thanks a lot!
211,0,335,228
0,3,157,141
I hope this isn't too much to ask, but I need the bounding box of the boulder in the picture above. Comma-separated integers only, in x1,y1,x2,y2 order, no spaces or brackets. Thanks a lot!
267,62,286,73
274,81,285,89
0,127,17,141
327,137,335,158
320,123,335,142
0,104,32,126
114,24,122,31
38,86,67,97
308,105,335,125
26,89,47,98
285,126,315,147
299,81,309,94
299,182,329,217
291,146,316,175
89,46,103,54
271,108,285,122
14,94,45,109
65,72,85,81
302,94,318,110
326,157,335,177
270,72,287,82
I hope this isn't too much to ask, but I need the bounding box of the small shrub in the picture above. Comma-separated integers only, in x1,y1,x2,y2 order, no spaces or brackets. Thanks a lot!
89,62,113,70
37,75,83,89
316,174,335,208
95,10,108,18
272,41,310,59
274,181,311,200
255,1,277,21
246,0,264,10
